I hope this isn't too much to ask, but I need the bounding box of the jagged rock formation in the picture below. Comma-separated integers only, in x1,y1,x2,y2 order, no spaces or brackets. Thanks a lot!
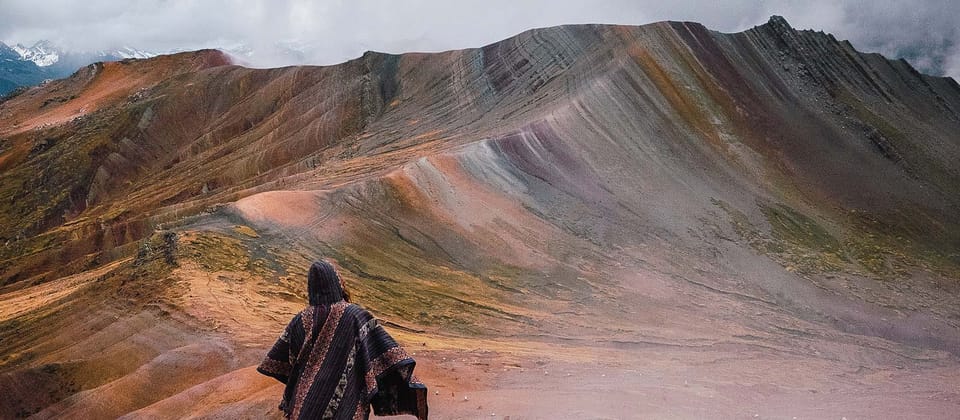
1,16,959,418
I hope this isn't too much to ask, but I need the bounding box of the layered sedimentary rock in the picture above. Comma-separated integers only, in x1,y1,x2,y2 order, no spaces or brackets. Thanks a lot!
1,16,959,418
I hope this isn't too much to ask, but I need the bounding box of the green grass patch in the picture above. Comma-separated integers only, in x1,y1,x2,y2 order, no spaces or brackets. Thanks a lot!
760,203,840,253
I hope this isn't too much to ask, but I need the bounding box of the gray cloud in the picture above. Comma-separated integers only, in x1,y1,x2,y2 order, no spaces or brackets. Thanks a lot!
0,0,956,79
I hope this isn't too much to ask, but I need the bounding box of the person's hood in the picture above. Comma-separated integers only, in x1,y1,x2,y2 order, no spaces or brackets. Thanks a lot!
308,260,345,305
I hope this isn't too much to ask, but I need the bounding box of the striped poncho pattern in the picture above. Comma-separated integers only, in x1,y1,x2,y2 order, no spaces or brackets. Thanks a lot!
257,262,427,419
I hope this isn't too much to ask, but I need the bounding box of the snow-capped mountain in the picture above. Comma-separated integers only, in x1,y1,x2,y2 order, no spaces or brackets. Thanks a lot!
9,40,157,67
11,40,60,66
0,40,158,95
112,46,155,60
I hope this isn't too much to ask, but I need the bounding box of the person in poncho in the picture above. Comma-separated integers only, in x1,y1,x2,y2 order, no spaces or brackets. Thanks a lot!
258,260,428,420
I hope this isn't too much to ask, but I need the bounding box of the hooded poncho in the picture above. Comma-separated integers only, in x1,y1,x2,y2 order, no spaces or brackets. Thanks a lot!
257,261,428,420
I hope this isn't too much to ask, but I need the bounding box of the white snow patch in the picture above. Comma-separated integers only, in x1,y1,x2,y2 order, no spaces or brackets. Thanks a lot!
13,41,60,66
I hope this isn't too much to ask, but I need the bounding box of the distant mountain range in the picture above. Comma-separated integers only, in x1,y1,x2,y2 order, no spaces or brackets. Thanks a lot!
0,39,323,95
0,40,156,95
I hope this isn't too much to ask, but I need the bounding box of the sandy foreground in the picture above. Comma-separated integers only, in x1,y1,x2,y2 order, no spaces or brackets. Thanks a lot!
2,231,957,419
129,341,960,419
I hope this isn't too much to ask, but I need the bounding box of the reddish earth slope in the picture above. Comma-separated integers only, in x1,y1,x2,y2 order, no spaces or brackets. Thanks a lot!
1,16,960,418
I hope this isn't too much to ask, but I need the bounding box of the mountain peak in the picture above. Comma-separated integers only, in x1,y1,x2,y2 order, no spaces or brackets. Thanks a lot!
768,15,791,27
12,40,61,66
761,15,794,32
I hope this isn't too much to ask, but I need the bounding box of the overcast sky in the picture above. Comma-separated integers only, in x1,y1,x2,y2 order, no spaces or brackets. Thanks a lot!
1,0,957,79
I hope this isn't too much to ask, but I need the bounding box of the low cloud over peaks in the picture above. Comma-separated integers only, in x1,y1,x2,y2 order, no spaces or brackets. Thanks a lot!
1,0,956,79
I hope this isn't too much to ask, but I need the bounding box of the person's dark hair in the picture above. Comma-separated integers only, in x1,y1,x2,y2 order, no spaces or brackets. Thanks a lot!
307,260,350,304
